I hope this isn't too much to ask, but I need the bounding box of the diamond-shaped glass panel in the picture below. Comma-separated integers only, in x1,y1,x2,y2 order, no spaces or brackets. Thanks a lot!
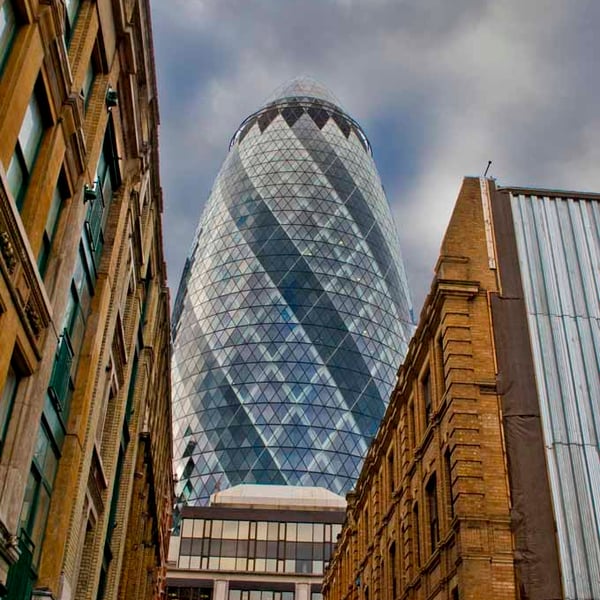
172,79,414,505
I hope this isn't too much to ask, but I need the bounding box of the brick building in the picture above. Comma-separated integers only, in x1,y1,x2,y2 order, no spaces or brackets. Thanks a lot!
323,177,600,600
0,1,172,599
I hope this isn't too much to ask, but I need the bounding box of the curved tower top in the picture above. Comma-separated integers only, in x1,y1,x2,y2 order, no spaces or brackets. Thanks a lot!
172,79,414,505
264,76,343,107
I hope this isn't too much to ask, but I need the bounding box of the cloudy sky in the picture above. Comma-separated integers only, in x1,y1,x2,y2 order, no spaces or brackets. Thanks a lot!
150,0,599,313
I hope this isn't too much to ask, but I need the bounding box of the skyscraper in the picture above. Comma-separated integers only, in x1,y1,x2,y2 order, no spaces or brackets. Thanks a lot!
171,78,414,505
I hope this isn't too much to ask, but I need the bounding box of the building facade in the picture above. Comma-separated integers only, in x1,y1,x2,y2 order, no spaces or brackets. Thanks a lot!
323,177,600,600
0,1,172,599
167,485,345,600
171,77,414,505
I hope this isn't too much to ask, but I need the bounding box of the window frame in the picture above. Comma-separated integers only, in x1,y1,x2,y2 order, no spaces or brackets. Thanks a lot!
64,0,81,43
7,83,48,210
426,472,439,553
38,176,67,278
412,501,420,570
19,417,60,565
0,0,17,73
445,447,454,521
387,446,395,498
0,361,20,455
421,366,432,427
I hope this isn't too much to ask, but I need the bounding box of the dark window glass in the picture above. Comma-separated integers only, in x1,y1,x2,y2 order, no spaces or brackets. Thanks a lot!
296,559,311,574
445,448,454,520
437,335,445,396
221,539,237,557
20,419,59,565
82,59,95,108
296,541,312,560
0,363,19,452
413,502,420,569
426,473,439,552
388,448,395,497
389,542,397,598
38,184,66,277
180,538,192,555
209,538,221,556
422,368,432,426
64,0,80,41
7,92,45,209
0,0,16,71
408,401,416,448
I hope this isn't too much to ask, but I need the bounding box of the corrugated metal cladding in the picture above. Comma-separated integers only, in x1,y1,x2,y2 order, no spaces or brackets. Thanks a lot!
510,191,600,600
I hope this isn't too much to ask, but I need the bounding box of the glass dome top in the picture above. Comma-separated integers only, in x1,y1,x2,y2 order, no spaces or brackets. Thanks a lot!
264,76,343,108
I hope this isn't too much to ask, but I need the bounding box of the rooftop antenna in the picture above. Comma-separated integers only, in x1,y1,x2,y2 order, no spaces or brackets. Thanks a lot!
484,160,492,177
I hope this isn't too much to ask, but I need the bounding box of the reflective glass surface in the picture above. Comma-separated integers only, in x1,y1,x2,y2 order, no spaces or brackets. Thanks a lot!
172,79,414,504
176,516,342,575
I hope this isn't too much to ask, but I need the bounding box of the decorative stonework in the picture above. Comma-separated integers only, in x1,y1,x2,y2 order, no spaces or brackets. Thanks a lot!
0,231,16,274
25,300,43,337
0,182,52,348
0,517,20,574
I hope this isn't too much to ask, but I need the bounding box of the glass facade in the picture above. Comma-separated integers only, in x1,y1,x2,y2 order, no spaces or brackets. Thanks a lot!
172,77,414,504
177,517,342,575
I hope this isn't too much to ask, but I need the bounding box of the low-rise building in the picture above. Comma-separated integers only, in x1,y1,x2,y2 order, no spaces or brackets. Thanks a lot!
167,485,346,600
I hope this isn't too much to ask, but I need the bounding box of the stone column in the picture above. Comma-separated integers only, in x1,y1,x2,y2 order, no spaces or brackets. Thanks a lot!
214,579,229,600
295,582,310,600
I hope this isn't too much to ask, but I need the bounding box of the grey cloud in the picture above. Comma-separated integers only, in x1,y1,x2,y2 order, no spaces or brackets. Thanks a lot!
151,0,600,311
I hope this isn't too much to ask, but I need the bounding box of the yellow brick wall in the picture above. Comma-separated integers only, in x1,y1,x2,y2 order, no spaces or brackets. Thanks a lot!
323,178,516,600
0,1,172,598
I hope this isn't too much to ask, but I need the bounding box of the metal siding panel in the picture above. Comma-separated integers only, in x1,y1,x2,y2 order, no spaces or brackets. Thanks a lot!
510,193,600,599
544,197,573,317
566,199,596,317
583,444,600,592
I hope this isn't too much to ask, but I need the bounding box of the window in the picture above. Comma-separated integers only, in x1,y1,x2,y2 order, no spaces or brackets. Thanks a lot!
426,473,439,552
0,363,19,453
7,91,45,208
124,347,138,426
445,448,454,520
85,119,120,270
0,0,16,71
421,367,432,426
64,0,80,42
81,59,95,108
412,502,420,569
38,181,66,277
19,420,59,565
437,334,445,397
387,448,395,498
408,399,416,448
63,260,91,356
389,542,397,599
47,329,74,414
